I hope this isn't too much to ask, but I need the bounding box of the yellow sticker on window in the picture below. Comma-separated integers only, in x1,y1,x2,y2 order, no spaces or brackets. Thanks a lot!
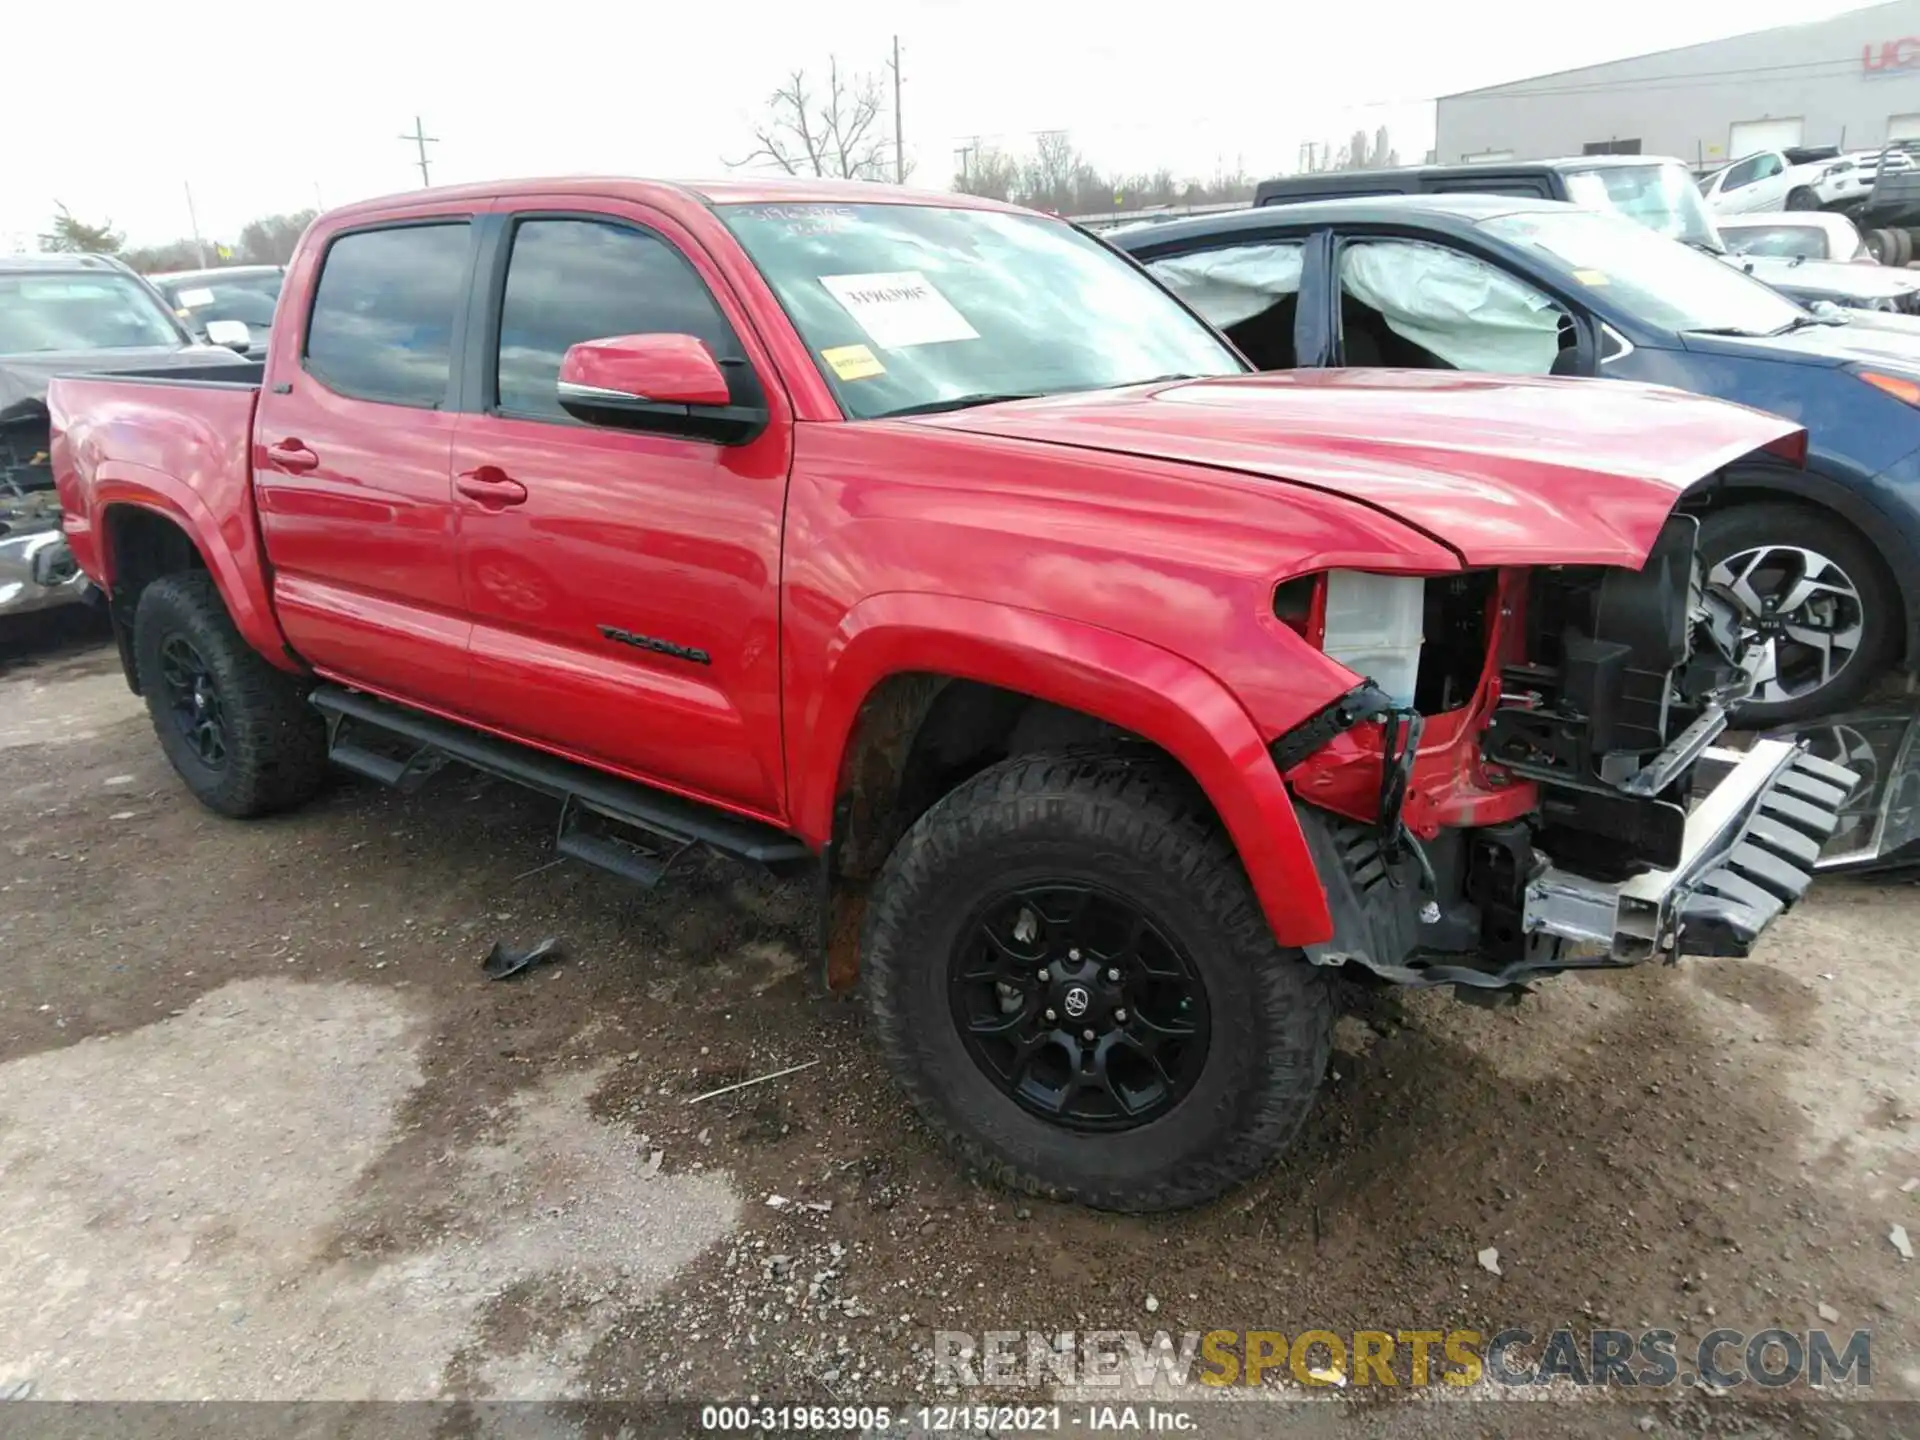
1572,268,1610,286
822,343,886,381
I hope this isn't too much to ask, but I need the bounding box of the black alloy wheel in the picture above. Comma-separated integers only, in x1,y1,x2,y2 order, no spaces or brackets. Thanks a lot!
131,572,329,817
157,633,230,768
861,751,1334,1211
949,883,1210,1132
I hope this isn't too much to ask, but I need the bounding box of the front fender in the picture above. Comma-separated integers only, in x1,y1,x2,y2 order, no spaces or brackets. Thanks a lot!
791,591,1335,946
91,464,297,673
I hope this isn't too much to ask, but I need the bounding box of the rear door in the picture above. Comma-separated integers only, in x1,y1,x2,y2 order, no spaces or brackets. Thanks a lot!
446,200,793,816
1136,229,1320,369
254,209,479,710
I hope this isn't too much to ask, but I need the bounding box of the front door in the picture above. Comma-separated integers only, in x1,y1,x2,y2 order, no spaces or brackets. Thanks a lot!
448,203,793,816
1326,235,1577,376
253,212,477,710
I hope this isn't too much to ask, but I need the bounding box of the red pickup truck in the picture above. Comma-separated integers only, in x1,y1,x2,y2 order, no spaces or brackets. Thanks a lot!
49,178,1854,1211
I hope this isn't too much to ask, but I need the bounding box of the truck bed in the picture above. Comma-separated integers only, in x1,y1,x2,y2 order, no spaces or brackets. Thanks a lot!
47,368,286,668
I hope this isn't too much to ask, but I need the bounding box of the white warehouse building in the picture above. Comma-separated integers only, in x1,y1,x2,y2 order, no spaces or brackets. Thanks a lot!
1436,0,1920,170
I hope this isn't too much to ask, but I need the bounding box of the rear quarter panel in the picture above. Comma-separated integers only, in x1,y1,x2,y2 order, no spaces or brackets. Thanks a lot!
50,377,292,667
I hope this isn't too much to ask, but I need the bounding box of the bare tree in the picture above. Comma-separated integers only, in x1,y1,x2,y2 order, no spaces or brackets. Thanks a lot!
235,210,317,265
734,58,900,181
38,203,123,254
1017,131,1107,214
954,143,1021,202
120,239,202,273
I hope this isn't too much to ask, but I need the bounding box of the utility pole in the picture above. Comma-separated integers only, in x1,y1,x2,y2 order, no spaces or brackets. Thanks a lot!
400,115,439,187
954,139,976,188
183,181,207,268
890,36,904,183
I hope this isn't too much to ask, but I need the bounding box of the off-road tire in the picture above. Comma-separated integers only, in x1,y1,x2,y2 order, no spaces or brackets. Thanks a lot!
1699,501,1895,726
862,751,1333,1212
133,572,328,817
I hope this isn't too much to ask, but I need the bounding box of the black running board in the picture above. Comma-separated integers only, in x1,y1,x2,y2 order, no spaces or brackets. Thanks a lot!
310,686,813,881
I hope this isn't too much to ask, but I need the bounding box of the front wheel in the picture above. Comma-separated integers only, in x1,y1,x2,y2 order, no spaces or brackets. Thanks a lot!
1699,503,1894,725
861,752,1333,1212
1786,186,1821,211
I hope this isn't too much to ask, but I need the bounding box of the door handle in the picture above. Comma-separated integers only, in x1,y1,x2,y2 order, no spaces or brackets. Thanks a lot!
455,466,529,507
264,439,319,473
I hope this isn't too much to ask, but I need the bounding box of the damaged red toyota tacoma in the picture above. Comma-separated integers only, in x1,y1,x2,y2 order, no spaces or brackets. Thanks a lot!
49,179,1855,1211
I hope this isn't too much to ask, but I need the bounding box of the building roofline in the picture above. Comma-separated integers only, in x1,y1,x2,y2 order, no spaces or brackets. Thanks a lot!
1437,0,1906,99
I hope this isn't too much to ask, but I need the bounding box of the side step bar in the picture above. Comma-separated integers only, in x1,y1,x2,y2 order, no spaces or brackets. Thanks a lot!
310,686,813,885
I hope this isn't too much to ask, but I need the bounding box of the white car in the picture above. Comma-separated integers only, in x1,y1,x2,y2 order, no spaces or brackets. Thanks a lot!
1715,212,1873,262
1701,147,1912,215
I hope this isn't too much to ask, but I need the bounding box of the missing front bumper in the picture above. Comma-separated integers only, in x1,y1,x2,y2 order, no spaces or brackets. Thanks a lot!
1524,740,1857,960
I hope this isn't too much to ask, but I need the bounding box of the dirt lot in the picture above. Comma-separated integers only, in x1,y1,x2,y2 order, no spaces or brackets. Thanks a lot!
0,618,1915,1437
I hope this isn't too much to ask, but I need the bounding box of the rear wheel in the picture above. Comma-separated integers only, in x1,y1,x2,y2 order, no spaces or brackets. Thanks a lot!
861,752,1333,1212
1698,503,1894,725
133,573,328,817
1868,227,1902,264
1899,228,1917,267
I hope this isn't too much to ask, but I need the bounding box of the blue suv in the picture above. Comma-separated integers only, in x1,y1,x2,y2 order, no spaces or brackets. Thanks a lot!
1114,195,1920,723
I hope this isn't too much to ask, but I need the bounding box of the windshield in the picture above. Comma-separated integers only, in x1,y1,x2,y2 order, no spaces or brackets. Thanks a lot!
0,273,184,354
157,271,282,329
1481,208,1806,337
1560,162,1722,250
719,202,1242,419
1721,225,1830,260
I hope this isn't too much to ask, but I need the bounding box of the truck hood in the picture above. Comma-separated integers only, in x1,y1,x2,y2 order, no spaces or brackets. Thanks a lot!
904,370,1803,567
0,345,237,425
1731,254,1920,303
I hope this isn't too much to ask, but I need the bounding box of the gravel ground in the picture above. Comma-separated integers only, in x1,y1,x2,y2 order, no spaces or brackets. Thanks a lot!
0,616,1914,1438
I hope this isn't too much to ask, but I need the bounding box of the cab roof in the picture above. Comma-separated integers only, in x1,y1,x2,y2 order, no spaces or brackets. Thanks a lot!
321,175,1029,227
1110,193,1574,251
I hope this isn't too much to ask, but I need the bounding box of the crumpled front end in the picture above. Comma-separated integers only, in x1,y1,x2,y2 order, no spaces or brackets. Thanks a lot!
0,404,89,619
1276,512,1855,992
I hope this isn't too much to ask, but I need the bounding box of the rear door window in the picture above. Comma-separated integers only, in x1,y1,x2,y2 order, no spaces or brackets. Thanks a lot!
1147,241,1306,369
304,224,471,407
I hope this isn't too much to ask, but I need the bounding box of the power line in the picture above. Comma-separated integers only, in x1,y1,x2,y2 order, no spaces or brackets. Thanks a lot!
890,35,905,184
400,115,439,187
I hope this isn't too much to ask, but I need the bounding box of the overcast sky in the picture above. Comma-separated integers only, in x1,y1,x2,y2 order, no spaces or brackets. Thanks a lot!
4,0,1861,249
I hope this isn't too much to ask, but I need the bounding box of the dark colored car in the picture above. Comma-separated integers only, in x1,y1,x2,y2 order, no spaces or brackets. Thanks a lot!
0,253,252,623
1254,156,1724,248
150,265,283,359
1256,156,1920,317
1114,194,1920,723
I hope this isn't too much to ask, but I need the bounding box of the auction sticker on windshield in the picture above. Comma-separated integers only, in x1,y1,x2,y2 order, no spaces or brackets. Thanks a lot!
821,343,886,380
820,271,980,348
